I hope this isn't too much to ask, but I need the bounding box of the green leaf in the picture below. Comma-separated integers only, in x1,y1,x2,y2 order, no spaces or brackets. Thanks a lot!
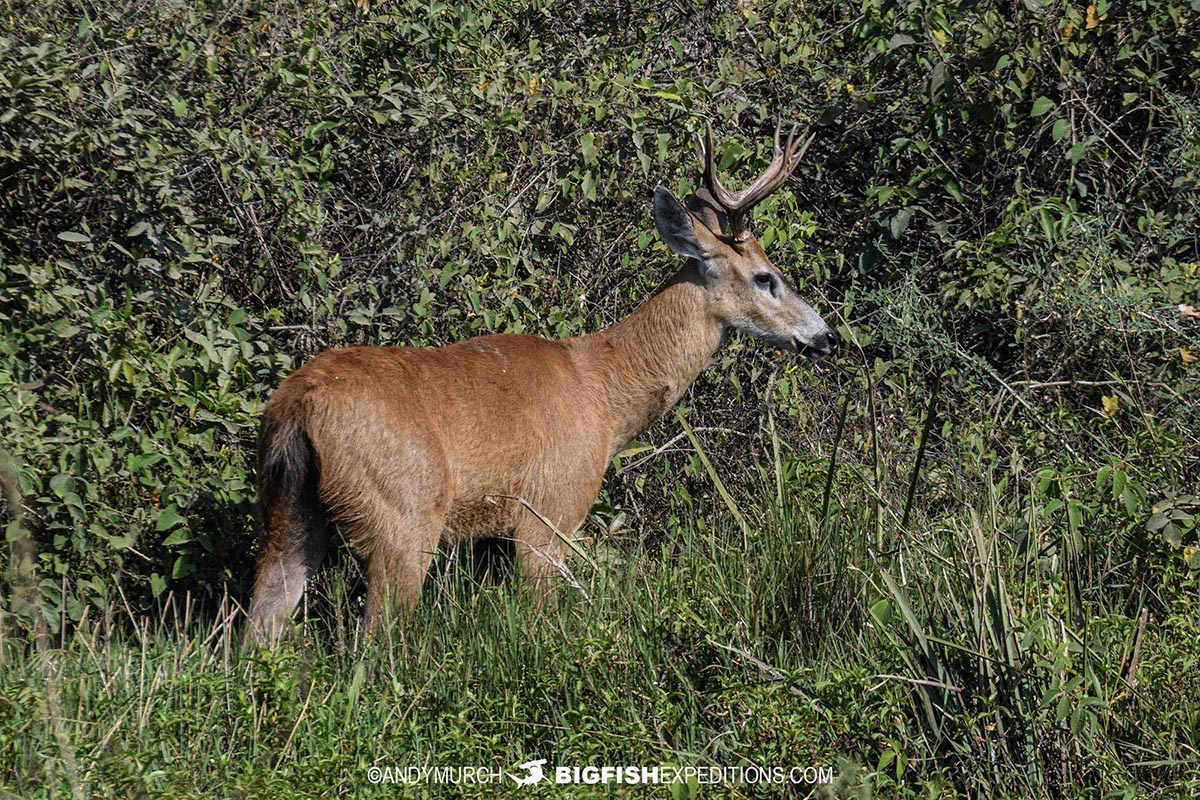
944,177,964,202
184,329,220,364
579,132,598,165
62,492,85,515
49,473,73,498
1122,486,1141,517
929,62,948,100
890,207,914,239
870,598,893,626
1067,499,1084,532
56,231,90,243
1110,468,1126,497
1162,522,1184,548
1051,117,1070,141
1031,96,1056,117
675,410,748,540
171,555,194,579
1056,690,1073,721
155,504,186,532
161,529,191,548
1038,207,1056,241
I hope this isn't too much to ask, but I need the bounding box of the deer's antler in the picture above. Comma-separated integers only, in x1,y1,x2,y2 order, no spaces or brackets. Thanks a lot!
698,120,815,240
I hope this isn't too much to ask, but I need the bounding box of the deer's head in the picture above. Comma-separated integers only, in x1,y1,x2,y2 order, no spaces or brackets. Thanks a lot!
653,122,840,359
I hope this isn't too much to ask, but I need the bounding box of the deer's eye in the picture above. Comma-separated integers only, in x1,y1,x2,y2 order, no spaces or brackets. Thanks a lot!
754,273,775,291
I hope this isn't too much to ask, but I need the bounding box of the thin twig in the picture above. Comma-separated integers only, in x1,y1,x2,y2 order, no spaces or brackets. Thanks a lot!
1009,379,1124,389
951,341,1082,461
869,673,964,694
614,426,746,474
1125,606,1149,689
708,639,830,720
483,494,593,603
1066,92,1167,183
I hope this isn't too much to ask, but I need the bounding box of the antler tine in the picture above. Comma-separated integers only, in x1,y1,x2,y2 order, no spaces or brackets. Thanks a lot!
790,129,816,168
701,122,740,211
772,119,784,160
700,119,814,239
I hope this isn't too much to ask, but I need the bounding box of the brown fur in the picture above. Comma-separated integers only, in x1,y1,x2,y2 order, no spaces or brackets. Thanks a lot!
247,176,838,644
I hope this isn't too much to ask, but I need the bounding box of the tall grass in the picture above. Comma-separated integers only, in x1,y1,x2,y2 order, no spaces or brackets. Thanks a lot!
3,432,1194,799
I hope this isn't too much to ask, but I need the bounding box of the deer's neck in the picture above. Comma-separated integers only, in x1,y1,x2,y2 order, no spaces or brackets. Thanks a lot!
579,263,725,457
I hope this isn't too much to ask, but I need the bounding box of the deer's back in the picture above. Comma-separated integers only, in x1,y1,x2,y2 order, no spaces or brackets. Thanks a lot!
262,334,613,537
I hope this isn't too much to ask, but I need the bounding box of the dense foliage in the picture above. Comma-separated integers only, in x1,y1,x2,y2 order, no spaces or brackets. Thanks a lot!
1,0,1197,796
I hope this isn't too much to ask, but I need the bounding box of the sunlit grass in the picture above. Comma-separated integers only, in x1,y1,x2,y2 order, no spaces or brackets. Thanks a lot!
4,462,1195,799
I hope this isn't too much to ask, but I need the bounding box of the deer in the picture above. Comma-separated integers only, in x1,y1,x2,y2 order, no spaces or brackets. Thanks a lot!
247,122,841,644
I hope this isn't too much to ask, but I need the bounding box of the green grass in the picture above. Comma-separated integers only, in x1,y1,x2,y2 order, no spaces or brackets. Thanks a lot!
4,458,1196,799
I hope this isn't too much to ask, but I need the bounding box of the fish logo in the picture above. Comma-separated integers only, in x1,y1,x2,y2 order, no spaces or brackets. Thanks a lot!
507,759,547,787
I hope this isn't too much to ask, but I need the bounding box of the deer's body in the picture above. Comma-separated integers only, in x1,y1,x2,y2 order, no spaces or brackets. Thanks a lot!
248,124,839,643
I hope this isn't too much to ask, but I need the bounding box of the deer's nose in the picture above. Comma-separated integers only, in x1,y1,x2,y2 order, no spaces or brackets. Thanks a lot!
795,328,841,359
809,328,840,358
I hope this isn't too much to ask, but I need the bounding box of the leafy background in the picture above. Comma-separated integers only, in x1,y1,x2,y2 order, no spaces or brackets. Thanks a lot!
1,0,1198,796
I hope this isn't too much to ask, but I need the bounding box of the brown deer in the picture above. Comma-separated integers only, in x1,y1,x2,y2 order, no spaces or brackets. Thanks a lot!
247,122,840,643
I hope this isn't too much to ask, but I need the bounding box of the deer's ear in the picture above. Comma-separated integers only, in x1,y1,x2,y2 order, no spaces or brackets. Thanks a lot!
654,187,716,261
